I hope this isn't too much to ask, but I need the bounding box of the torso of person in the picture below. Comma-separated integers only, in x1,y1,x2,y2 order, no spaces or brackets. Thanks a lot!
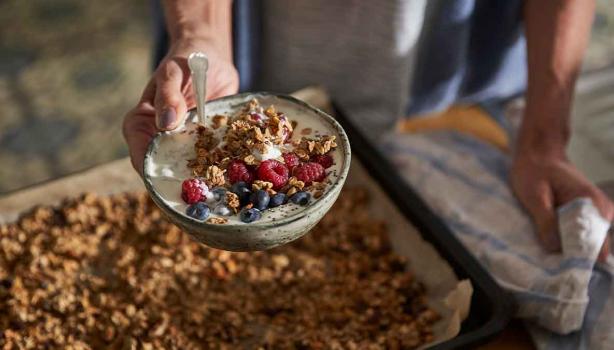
256,0,429,139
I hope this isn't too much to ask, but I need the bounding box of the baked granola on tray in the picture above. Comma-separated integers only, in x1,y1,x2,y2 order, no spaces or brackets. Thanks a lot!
0,188,439,349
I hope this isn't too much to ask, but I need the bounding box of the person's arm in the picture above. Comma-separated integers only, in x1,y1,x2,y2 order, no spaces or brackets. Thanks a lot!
155,0,236,129
123,0,238,175
519,0,593,155
163,0,233,60
512,0,613,258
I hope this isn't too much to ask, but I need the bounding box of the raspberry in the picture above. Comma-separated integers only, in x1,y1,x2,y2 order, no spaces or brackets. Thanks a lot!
257,160,289,190
181,178,208,204
282,152,300,171
293,162,325,186
311,154,334,169
227,160,255,184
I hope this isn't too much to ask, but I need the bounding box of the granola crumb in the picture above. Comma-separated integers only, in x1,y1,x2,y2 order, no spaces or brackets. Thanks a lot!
212,115,228,129
225,192,240,210
252,180,274,192
203,165,226,187
206,217,229,224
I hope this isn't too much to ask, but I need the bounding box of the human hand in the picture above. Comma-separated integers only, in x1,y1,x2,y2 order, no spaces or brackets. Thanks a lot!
511,144,613,261
123,38,239,175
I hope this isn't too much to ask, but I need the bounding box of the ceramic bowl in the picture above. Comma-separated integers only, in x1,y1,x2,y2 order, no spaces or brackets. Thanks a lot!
143,92,351,251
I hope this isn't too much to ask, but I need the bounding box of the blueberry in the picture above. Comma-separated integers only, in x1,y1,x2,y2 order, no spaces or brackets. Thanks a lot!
250,190,270,211
213,203,232,216
230,181,248,193
290,191,311,206
240,208,262,223
238,189,252,206
269,193,287,208
230,182,251,206
210,187,227,202
186,202,210,220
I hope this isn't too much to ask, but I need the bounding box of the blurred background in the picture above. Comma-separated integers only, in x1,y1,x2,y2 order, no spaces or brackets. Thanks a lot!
0,0,613,193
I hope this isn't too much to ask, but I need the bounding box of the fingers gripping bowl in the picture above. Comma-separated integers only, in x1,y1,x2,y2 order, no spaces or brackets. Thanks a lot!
143,93,351,251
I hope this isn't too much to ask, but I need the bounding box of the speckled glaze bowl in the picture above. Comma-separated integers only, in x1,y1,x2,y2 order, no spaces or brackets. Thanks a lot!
143,92,351,251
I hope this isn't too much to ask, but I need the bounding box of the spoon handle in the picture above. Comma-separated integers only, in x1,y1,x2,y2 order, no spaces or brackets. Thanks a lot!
187,52,209,125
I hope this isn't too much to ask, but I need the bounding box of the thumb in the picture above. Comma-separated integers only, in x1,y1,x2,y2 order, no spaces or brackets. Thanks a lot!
520,181,561,252
154,61,188,131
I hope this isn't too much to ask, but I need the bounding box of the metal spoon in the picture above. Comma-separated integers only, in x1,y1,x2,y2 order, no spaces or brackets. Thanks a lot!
187,52,209,124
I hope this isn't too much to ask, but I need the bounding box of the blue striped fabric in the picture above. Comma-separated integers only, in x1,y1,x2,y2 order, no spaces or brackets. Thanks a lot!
383,128,613,349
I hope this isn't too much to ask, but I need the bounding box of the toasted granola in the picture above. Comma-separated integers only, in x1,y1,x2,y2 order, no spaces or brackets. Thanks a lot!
0,189,440,349
206,217,229,225
296,135,338,156
181,99,339,223
225,192,240,211
251,180,274,192
202,165,226,188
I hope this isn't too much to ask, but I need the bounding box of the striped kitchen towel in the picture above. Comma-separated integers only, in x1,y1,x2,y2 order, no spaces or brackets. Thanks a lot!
385,106,613,349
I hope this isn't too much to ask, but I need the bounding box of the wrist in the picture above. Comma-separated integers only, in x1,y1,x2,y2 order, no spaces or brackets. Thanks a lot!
168,36,232,62
515,122,568,160
518,90,573,159
165,0,233,59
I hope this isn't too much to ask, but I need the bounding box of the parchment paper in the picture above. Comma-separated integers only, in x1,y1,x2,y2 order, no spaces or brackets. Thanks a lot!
347,160,472,347
0,87,472,347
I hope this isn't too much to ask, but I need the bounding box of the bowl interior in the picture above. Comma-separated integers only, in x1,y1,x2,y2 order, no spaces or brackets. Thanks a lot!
143,92,351,229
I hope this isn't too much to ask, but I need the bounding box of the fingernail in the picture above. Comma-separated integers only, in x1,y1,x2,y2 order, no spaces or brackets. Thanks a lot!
157,108,177,130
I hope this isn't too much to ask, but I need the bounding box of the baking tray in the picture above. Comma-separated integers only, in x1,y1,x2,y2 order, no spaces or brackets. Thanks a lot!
331,103,514,349
0,92,513,348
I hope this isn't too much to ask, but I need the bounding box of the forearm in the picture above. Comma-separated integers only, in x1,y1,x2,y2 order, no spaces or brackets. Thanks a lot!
163,0,233,59
520,0,595,155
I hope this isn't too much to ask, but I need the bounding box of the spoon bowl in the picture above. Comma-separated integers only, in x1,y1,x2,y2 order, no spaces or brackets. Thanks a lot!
143,92,351,251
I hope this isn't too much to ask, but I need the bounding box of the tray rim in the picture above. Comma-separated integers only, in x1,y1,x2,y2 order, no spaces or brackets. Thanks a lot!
330,102,514,349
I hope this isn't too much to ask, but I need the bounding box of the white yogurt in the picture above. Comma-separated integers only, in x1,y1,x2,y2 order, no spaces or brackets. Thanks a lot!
146,96,344,224
252,142,282,161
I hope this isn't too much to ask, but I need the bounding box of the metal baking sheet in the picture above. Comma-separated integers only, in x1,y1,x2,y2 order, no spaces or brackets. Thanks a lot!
332,102,513,349
0,88,512,348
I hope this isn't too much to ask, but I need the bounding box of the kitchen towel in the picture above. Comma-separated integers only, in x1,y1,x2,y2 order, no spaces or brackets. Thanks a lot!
383,122,613,348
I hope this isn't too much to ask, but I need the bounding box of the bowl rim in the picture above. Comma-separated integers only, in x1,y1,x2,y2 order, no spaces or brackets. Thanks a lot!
142,92,352,231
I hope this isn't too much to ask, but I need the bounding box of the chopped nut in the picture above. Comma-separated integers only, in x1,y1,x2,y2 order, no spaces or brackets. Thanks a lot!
212,115,228,129
264,105,277,119
295,148,310,161
243,154,257,166
225,192,240,210
206,217,228,224
253,128,265,142
203,165,226,187
286,187,298,197
297,135,338,157
252,180,274,192
288,177,305,190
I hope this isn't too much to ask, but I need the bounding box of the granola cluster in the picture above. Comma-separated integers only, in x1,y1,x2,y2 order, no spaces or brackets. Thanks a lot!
180,99,340,223
187,100,295,177
0,189,440,349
